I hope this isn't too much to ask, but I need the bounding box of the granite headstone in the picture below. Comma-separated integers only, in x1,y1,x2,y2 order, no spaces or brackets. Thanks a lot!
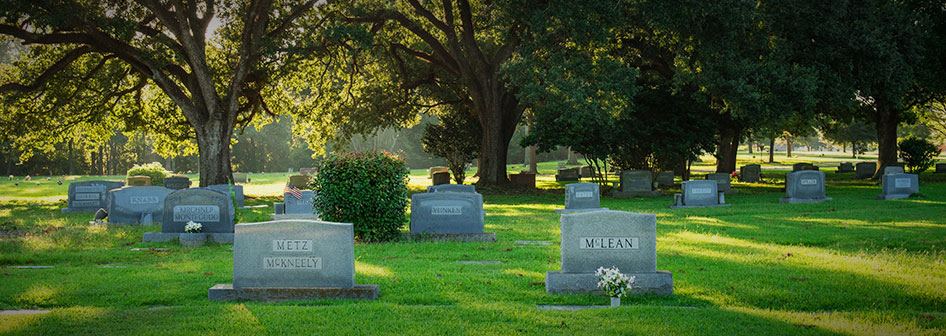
837,162,854,173
127,176,152,186
739,164,761,183
779,170,831,204
164,176,191,190
427,184,476,193
855,162,877,179
106,186,173,225
556,183,606,213
670,180,728,208
877,173,919,200
410,192,485,235
208,184,245,208
62,180,125,213
555,168,580,182
705,173,733,193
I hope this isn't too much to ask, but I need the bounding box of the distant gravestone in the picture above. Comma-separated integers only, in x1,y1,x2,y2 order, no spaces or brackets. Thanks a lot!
558,162,566,169
163,176,191,190
431,171,451,185
428,166,449,179
299,168,317,176
427,184,475,193
792,163,816,171
613,170,661,197
579,166,598,178
883,166,904,175
232,173,248,183
272,191,318,220
654,172,675,188
670,180,729,208
509,172,536,188
62,181,125,213
837,162,854,173
739,165,761,183
407,192,494,241
142,188,235,243
779,170,831,204
288,175,311,189
936,163,946,173
555,168,580,182
209,220,378,301
705,173,733,193
127,176,152,186
208,184,245,208
854,162,877,179
545,210,672,295
557,183,607,213
106,186,173,225
877,173,919,200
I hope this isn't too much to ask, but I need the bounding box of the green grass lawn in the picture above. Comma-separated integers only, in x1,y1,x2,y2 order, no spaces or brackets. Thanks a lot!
1,154,945,335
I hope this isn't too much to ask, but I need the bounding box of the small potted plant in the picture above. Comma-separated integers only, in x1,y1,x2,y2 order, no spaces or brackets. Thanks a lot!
596,266,636,307
179,221,205,247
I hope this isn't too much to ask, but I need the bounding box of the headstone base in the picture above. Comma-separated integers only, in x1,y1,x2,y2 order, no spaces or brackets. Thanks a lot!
208,284,378,301
779,197,832,204
61,207,98,213
89,221,139,226
877,193,912,200
142,232,234,243
668,203,731,209
554,208,608,214
400,232,497,242
610,190,663,198
269,214,320,221
555,176,580,182
545,270,673,295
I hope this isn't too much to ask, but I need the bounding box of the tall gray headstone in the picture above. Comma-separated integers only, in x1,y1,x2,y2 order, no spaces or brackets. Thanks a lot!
208,184,245,208
855,162,877,179
705,173,732,193
209,220,378,301
545,210,672,295
62,180,125,213
557,183,606,213
878,173,919,200
164,176,191,190
739,164,761,183
427,184,475,193
410,192,484,234
106,186,173,225
670,180,728,208
779,171,831,204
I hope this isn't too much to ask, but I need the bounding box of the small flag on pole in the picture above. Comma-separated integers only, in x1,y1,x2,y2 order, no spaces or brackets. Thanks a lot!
285,181,303,200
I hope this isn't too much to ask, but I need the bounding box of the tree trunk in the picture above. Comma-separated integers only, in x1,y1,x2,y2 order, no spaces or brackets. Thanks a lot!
195,120,234,187
748,141,753,154
566,148,579,165
852,143,857,158
768,138,775,163
716,127,740,173
68,139,74,175
471,76,522,186
873,101,900,179
786,136,793,158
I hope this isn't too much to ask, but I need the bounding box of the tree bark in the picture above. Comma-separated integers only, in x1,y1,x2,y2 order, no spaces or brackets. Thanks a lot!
768,138,775,163
195,119,234,187
873,101,900,179
786,136,793,158
715,127,740,173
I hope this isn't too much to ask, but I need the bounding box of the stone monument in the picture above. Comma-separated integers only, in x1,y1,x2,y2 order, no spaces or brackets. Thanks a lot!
705,173,734,193
407,192,494,242
556,183,607,213
837,162,854,173
427,184,476,193
555,168,580,182
739,164,761,183
164,176,191,190
272,191,319,220
143,188,236,243
106,186,173,225
669,180,730,208
62,180,125,213
877,173,919,200
854,162,877,179
127,176,152,186
779,170,831,204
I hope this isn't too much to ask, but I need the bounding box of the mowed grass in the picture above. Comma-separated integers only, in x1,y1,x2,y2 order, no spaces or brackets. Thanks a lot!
0,155,945,335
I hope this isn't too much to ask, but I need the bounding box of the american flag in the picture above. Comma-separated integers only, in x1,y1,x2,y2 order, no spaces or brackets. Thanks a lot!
285,181,303,200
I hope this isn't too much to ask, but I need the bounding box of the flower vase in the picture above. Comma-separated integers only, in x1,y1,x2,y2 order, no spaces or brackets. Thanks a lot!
179,232,206,247
610,297,621,307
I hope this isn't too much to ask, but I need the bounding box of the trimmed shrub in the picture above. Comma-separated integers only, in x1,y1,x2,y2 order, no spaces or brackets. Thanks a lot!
313,151,409,242
899,137,941,173
127,162,169,185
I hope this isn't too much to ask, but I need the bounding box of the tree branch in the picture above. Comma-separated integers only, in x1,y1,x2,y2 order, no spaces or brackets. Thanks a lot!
0,46,93,93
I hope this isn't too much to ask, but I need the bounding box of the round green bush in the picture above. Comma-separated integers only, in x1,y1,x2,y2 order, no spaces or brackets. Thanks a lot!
313,151,409,242
126,162,169,185
899,137,941,173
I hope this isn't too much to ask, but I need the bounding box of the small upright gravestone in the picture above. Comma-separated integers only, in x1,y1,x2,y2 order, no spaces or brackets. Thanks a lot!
779,171,831,204
545,210,673,295
428,166,449,179
557,183,607,213
431,171,451,185
936,163,946,173
854,162,877,179
272,191,318,220
877,173,919,200
164,176,191,190
407,192,494,242
232,173,248,184
670,180,729,208
127,176,152,186
654,172,675,188
209,220,379,301
142,188,236,243
739,164,761,183
883,166,904,175
509,172,536,188
288,175,311,189
613,170,661,197
792,163,816,171
106,186,174,225
579,166,597,178
62,181,125,213
299,168,317,176
837,162,854,173
705,173,734,193
555,168,580,182
208,184,245,208
427,184,475,193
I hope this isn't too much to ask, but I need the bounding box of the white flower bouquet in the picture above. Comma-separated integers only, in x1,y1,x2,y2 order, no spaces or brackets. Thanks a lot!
184,221,203,233
596,266,636,298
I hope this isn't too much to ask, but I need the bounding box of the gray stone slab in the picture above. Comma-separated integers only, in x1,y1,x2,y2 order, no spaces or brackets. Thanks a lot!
655,172,675,188
555,207,609,214
106,186,173,225
232,173,248,183
545,270,673,295
739,165,761,183
127,176,152,186
515,240,552,246
936,163,946,173
62,180,125,213
671,180,726,208
559,210,657,274
208,184,244,208
555,168,580,182
427,184,476,193
620,170,653,193
838,162,854,173
130,247,168,251
431,172,451,185
779,170,831,204
878,173,919,200
161,188,235,234
142,232,234,243
883,166,905,175
270,214,320,221
163,176,191,190
410,192,484,234
288,175,311,189
283,191,316,215
274,202,285,214
208,283,378,301
400,232,496,242
455,261,501,264
562,183,601,210
233,220,355,289
704,173,732,193
855,162,877,179
428,166,449,179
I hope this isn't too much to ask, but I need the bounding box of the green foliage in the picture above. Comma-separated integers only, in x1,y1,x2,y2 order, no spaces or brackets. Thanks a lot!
313,151,409,242
126,162,168,185
421,112,481,184
898,137,941,173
